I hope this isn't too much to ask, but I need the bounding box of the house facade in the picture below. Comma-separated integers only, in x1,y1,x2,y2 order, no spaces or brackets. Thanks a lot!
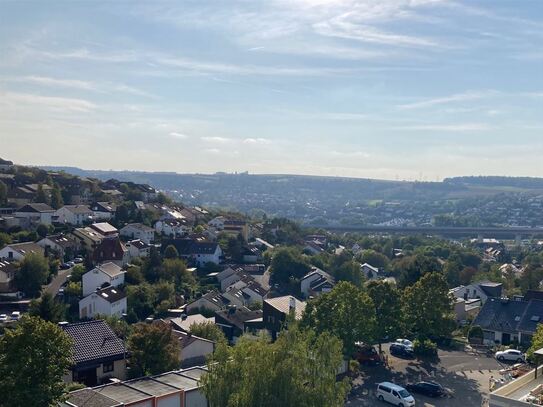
14,203,56,226
38,234,78,260
0,242,44,261
450,281,503,305
0,260,17,292
300,267,335,298
120,223,155,244
55,205,93,225
79,286,127,319
82,262,125,296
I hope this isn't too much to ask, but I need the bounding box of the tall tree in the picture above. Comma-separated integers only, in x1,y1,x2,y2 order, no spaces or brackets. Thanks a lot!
301,281,376,357
35,183,48,204
403,272,455,340
0,180,7,205
127,322,180,377
270,247,311,288
190,321,227,343
0,315,73,407
366,280,403,352
28,292,66,323
50,183,63,209
163,244,179,259
15,253,49,298
201,326,349,407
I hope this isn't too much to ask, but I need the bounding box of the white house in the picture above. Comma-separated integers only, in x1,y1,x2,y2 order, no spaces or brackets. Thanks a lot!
15,203,56,226
450,281,503,305
186,291,241,314
155,219,191,238
125,239,151,261
300,267,335,298
90,202,116,221
207,216,226,230
173,330,215,368
82,262,125,297
55,205,93,225
38,234,78,259
79,285,127,319
360,263,381,280
170,314,215,333
0,242,44,261
0,260,17,293
120,223,155,244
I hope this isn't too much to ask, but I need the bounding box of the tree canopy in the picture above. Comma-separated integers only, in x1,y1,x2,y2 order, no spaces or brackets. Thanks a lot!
29,292,66,323
201,326,349,407
366,280,403,351
0,316,73,407
15,253,49,298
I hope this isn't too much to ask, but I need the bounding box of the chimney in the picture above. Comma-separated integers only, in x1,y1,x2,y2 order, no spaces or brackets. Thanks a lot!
289,296,296,313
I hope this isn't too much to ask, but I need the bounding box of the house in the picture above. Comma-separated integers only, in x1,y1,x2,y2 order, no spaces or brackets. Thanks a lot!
453,297,481,323
79,285,127,319
208,216,226,230
186,290,242,314
162,239,223,266
72,226,105,251
303,240,325,255
55,205,94,225
92,238,128,267
125,239,150,261
0,260,17,292
90,222,119,238
263,295,306,340
300,267,335,298
223,220,250,242
38,233,78,260
170,314,215,333
120,223,155,245
0,241,44,261
15,203,56,226
0,157,14,171
61,320,127,386
134,183,157,202
61,366,208,407
7,186,35,206
472,297,543,346
90,202,117,221
155,218,191,238
360,263,381,280
241,246,261,263
82,262,125,296
250,238,274,251
215,306,263,343
172,330,215,367
450,281,503,305
219,268,255,291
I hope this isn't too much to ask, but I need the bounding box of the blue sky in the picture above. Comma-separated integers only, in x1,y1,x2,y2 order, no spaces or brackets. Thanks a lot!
1,0,542,180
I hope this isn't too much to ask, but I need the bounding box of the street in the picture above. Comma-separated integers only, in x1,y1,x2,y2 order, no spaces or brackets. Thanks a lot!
44,267,73,296
345,346,502,407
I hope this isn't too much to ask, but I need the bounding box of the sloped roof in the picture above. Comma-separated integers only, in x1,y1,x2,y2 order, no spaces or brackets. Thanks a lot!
93,239,127,263
170,314,215,332
4,242,44,256
16,203,55,213
61,320,126,364
264,296,306,319
94,262,125,278
62,205,93,214
473,298,530,334
66,388,121,407
215,306,262,330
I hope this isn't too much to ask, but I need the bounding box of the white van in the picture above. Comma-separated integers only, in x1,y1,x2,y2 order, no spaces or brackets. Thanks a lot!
376,382,415,407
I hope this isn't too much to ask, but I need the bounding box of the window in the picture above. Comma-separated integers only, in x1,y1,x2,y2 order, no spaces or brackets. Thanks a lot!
103,362,114,373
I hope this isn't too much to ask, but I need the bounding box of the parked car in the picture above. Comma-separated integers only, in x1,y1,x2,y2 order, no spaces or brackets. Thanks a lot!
73,257,84,264
405,381,445,398
395,338,414,349
0,314,8,322
376,382,415,406
353,343,382,365
60,263,71,270
67,261,75,267
495,349,525,363
390,343,414,358
10,311,21,321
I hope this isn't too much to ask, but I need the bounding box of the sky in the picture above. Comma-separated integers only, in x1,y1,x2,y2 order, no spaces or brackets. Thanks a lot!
1,0,542,181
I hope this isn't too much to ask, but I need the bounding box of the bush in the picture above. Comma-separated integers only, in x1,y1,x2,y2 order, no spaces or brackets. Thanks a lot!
413,339,438,356
468,325,484,344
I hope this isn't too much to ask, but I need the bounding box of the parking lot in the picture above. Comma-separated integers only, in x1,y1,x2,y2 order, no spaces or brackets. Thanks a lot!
345,345,503,407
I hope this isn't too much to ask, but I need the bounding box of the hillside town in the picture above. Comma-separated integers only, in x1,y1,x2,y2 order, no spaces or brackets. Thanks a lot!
4,159,543,406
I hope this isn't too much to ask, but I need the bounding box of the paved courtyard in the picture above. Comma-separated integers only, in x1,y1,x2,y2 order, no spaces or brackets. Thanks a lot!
345,346,503,407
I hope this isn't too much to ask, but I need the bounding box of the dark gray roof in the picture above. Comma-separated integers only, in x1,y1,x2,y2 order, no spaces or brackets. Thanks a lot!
472,298,542,334
66,388,121,407
17,203,54,213
478,281,503,298
61,320,126,364
96,286,126,303
215,307,262,330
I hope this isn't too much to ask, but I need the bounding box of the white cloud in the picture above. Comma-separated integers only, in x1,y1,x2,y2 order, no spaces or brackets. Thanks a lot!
0,90,96,112
398,91,497,110
18,76,95,90
201,136,231,143
243,138,271,144
204,148,221,154
390,123,493,132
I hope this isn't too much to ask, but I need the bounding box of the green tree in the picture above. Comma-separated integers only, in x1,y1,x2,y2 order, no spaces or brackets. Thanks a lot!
395,253,442,288
334,260,364,287
127,322,180,377
190,321,227,343
50,184,63,209
0,315,73,407
15,253,49,297
0,180,7,205
528,324,543,361
36,223,49,239
0,232,12,247
159,258,195,291
357,249,389,269
35,183,48,204
164,244,179,259
403,272,455,340
366,280,403,352
28,292,66,323
127,283,156,320
270,247,311,288
201,326,349,407
69,264,86,283
301,281,376,357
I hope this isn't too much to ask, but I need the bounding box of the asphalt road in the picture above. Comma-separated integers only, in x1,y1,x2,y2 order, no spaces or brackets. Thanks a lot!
44,267,73,296
345,345,503,407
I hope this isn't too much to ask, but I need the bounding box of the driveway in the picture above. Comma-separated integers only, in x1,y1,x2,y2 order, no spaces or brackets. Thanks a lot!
44,267,73,296
345,345,502,407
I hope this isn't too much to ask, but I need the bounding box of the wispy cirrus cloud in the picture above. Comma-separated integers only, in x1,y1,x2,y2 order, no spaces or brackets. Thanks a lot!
390,123,494,132
201,136,231,143
397,91,498,110
243,137,271,144
169,132,188,139
0,90,96,112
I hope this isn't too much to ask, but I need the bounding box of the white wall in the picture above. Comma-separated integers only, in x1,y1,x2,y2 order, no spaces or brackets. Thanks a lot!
0,246,24,261
79,294,127,319
82,268,124,296
185,389,208,407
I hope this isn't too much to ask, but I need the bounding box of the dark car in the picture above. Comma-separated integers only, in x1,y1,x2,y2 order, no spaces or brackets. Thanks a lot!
390,343,414,358
60,263,71,270
353,343,382,365
405,381,445,397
